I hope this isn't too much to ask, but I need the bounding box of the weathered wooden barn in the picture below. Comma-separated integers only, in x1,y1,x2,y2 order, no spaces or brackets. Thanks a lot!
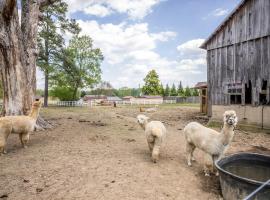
201,0,270,129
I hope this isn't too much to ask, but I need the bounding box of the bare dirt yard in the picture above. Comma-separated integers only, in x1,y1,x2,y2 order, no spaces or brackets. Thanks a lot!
1,105,270,200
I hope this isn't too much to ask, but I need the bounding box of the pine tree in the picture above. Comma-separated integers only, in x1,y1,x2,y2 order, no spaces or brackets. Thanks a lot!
38,0,80,106
142,70,161,95
170,83,178,96
177,81,184,96
160,84,165,96
185,86,192,97
164,84,170,96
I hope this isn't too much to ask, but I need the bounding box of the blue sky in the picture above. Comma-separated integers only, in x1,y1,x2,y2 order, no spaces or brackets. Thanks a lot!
37,0,241,89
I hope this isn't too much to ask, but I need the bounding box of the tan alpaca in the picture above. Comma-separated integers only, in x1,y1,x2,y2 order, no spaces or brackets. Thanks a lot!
0,100,42,154
137,114,166,163
183,110,238,176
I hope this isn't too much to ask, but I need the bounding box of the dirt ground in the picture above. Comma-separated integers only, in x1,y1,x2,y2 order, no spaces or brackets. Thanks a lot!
1,105,270,200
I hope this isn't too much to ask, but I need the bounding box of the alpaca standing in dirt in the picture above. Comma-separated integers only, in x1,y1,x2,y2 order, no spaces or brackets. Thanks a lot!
183,110,238,176
0,100,42,154
137,114,166,163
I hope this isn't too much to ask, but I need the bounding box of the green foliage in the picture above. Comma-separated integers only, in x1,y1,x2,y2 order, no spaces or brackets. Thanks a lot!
164,84,170,96
38,0,80,105
53,35,103,99
185,86,192,97
142,70,161,95
49,86,79,101
170,83,178,96
36,89,44,97
160,84,165,97
192,88,199,96
177,81,185,96
80,90,87,97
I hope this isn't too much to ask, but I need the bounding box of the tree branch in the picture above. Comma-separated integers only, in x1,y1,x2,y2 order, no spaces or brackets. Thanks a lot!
39,0,58,9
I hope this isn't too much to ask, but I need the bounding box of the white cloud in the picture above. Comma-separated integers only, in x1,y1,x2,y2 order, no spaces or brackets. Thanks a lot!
64,0,161,20
77,20,177,65
177,38,205,58
203,8,229,20
84,4,112,17
212,8,229,16
68,20,206,88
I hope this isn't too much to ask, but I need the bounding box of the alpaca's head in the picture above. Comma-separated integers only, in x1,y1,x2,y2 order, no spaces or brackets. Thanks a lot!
223,110,238,126
137,114,149,127
32,99,42,109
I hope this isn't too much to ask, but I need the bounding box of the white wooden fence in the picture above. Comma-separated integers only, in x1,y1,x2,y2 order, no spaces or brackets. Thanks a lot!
48,99,177,107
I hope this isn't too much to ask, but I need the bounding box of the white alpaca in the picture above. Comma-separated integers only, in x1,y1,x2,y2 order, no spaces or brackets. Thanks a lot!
137,114,166,163
183,110,238,176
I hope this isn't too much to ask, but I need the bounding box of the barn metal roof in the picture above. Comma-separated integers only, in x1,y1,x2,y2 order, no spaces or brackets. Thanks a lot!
200,0,248,49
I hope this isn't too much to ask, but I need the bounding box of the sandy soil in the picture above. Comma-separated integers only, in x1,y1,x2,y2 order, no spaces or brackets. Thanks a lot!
0,105,270,200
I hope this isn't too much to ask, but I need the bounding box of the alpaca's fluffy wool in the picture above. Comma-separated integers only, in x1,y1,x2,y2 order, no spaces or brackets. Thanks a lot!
0,100,42,154
137,114,166,163
183,110,238,176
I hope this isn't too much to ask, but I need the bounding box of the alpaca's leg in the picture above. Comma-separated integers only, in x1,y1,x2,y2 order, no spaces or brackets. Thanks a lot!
20,133,30,148
152,137,162,163
212,155,221,176
186,143,195,166
0,129,10,155
148,142,154,153
204,154,213,176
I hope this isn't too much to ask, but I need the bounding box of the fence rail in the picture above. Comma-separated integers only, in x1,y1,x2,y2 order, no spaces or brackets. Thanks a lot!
47,98,196,107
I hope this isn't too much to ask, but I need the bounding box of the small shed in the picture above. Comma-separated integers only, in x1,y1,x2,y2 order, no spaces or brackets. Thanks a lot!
194,82,208,114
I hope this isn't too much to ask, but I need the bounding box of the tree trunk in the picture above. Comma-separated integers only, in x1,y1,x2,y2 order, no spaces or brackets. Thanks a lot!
44,69,49,107
72,87,78,100
0,0,55,128
0,0,26,115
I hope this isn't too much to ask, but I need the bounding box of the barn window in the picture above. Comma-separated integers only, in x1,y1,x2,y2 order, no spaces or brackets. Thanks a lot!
245,81,252,104
230,95,242,104
227,82,242,104
260,80,268,104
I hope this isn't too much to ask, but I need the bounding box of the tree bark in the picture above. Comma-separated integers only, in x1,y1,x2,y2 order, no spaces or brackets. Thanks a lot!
0,0,26,115
44,69,49,107
0,0,55,128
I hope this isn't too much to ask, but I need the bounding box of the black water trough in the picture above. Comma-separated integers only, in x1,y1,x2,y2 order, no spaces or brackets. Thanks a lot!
215,153,270,200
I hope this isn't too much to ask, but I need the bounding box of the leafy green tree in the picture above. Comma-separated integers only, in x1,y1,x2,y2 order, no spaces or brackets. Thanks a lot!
142,70,161,95
164,84,170,96
170,83,178,96
177,81,185,96
160,84,165,97
49,86,79,101
185,86,192,97
53,35,103,100
81,90,87,97
192,88,199,96
38,0,80,106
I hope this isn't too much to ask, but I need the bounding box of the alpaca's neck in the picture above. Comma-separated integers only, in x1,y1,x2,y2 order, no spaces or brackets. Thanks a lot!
28,107,40,121
141,121,148,130
220,123,235,146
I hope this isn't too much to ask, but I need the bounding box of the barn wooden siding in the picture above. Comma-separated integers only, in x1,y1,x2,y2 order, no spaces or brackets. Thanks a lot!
202,0,270,115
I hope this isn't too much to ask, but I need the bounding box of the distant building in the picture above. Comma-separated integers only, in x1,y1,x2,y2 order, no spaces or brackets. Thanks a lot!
83,95,107,102
122,96,135,101
107,96,122,102
201,0,270,129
